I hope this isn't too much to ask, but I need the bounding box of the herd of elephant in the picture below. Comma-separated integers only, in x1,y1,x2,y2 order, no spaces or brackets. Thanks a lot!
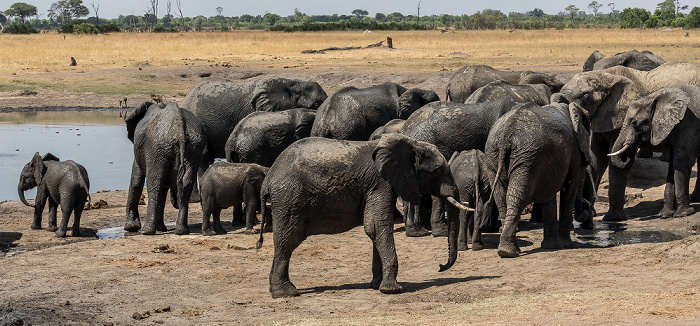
17,49,700,298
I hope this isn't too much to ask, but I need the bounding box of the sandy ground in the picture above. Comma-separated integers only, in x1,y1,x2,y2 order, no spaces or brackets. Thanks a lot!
1,65,700,325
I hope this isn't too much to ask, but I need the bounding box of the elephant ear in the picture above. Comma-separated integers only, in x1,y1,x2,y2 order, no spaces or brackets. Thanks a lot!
650,88,691,146
583,50,605,71
294,110,316,139
397,89,440,119
372,133,421,203
569,102,592,163
124,101,154,143
244,165,264,186
42,153,60,162
251,79,295,112
30,152,45,185
590,74,639,133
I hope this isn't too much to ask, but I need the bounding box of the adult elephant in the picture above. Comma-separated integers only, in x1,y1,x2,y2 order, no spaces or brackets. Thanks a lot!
182,77,327,165
445,65,563,103
257,133,471,298
609,85,700,218
583,49,666,72
225,108,316,167
464,80,552,105
310,82,439,141
481,102,590,258
369,119,406,140
552,62,700,222
124,101,206,235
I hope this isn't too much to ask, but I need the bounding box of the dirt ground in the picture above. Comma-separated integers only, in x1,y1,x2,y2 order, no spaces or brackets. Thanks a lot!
2,65,700,325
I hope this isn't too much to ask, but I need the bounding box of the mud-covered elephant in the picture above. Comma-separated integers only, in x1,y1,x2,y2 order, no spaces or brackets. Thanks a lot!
124,101,207,235
445,65,563,103
199,162,268,235
464,80,552,105
182,77,327,165
369,119,406,140
18,152,90,238
224,108,316,167
481,102,590,258
583,49,666,72
609,85,700,218
257,133,472,298
552,62,700,222
310,82,439,140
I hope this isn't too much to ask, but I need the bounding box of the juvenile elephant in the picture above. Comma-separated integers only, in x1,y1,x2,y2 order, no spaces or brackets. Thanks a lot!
182,77,327,164
310,82,439,140
18,152,90,238
369,119,406,140
552,62,700,222
609,85,700,218
446,65,563,103
225,108,316,167
257,133,472,298
199,162,268,235
482,102,590,258
583,50,666,72
464,80,552,105
124,101,207,235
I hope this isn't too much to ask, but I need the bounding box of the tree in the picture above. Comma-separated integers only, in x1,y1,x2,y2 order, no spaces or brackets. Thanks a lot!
588,1,603,23
148,0,158,28
608,3,619,20
528,8,544,17
48,0,89,24
263,12,280,26
416,0,421,25
216,6,222,21
375,12,385,21
686,6,700,28
175,0,184,30
619,7,651,28
351,9,368,18
673,0,689,14
565,5,579,20
90,2,99,25
4,2,38,24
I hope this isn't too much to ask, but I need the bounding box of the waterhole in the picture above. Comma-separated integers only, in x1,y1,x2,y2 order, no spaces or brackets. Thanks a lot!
574,221,690,247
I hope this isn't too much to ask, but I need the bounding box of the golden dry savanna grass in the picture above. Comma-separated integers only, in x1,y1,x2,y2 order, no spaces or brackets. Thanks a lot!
1,28,699,75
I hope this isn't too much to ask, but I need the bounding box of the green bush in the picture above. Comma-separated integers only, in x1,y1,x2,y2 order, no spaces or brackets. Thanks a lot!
61,19,90,33
153,26,178,33
73,22,99,34
98,24,121,33
4,23,39,34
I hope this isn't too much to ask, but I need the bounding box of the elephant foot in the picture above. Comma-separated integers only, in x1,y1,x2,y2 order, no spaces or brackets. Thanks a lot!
243,228,259,235
55,230,67,238
270,282,299,298
379,279,403,294
72,228,81,237
201,228,216,236
155,222,168,232
370,277,382,290
405,225,430,237
497,242,520,258
458,242,468,251
231,219,245,227
602,210,627,222
141,224,157,235
674,206,695,218
31,223,41,230
560,238,575,249
541,238,563,249
47,226,58,232
174,226,190,235
471,242,484,251
659,206,676,219
124,219,141,232
431,223,448,237
214,227,228,235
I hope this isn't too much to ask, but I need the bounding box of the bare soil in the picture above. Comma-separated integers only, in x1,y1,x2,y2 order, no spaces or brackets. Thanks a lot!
1,65,700,325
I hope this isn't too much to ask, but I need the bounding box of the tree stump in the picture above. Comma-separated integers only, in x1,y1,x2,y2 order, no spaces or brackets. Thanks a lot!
387,37,393,49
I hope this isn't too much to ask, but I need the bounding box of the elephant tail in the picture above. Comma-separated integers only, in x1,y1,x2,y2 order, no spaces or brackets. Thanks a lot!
175,109,189,202
480,146,508,230
256,187,270,250
78,168,91,210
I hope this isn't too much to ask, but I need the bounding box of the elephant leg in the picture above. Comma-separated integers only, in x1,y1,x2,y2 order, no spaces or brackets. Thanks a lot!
365,202,401,294
72,200,85,237
56,201,74,238
174,167,198,235
31,190,48,230
602,164,628,222
370,245,383,289
660,152,677,218
244,199,260,234
539,198,562,249
231,203,245,227
142,172,168,235
269,216,304,298
459,210,469,251
201,206,216,236
497,187,527,258
673,153,695,217
47,197,59,232
529,203,543,223
125,161,145,232
690,158,700,202
212,208,227,234
405,200,430,237
430,196,448,237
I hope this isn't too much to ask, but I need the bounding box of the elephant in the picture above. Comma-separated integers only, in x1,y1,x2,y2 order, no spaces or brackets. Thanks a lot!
464,80,552,105
225,108,316,167
445,65,563,103
18,152,90,238
583,50,666,72
398,99,529,237
309,82,439,141
182,77,327,165
124,101,207,235
609,85,700,218
369,119,406,140
199,162,268,236
479,102,590,258
256,133,472,298
552,62,700,222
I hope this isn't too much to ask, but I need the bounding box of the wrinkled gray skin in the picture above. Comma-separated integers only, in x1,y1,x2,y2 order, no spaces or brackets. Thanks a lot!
124,101,207,235
18,152,90,238
182,77,327,165
464,80,552,105
310,82,439,140
446,65,563,103
258,133,469,298
610,85,700,218
199,162,268,236
398,99,528,237
583,50,666,72
369,119,406,140
225,109,316,167
552,62,700,222
482,103,590,258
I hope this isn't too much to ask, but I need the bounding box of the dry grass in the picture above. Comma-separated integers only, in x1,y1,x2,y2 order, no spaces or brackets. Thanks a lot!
1,29,698,75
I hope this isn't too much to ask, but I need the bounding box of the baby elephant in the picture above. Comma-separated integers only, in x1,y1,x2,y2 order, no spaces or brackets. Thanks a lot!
18,152,90,238
199,162,268,236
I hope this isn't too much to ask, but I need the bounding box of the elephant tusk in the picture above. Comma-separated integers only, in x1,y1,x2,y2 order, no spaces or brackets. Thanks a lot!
447,196,475,212
608,144,631,157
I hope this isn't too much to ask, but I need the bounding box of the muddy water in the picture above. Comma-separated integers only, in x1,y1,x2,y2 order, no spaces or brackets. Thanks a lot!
574,221,689,247
0,110,133,202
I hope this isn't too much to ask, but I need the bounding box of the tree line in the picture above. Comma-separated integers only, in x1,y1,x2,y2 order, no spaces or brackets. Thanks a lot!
1,0,699,34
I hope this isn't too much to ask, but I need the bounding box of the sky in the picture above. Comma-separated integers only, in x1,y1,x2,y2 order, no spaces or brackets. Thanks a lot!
7,0,676,20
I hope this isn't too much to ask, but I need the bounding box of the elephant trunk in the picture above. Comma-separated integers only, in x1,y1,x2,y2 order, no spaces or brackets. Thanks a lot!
18,186,34,208
609,127,638,170
439,198,460,272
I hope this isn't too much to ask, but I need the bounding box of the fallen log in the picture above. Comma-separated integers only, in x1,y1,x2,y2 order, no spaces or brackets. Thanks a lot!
302,40,386,54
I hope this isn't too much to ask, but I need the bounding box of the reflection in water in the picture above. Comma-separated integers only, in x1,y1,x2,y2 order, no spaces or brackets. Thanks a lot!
0,110,133,202
96,222,176,240
575,221,689,247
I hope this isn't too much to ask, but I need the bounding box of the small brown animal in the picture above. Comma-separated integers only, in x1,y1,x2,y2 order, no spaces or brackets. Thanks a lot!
70,57,77,66
150,94,164,103
119,97,128,108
